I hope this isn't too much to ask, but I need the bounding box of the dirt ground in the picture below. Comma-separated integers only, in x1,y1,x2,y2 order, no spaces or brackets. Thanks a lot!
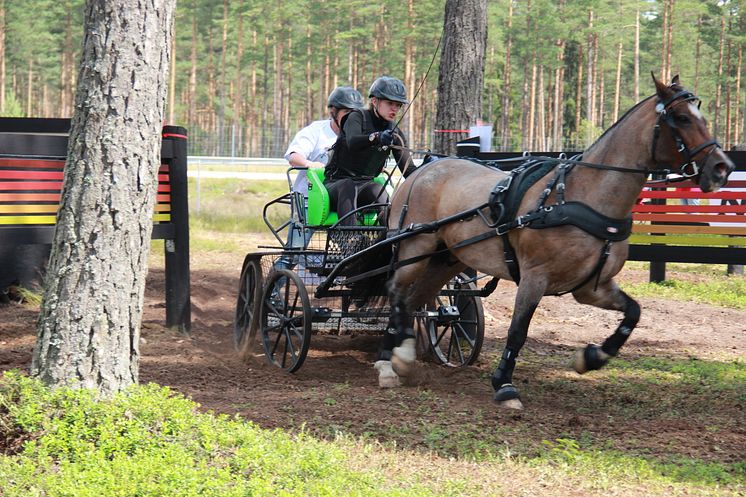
1,247,744,467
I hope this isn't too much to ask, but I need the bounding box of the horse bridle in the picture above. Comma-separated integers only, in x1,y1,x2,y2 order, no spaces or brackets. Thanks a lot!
651,89,721,179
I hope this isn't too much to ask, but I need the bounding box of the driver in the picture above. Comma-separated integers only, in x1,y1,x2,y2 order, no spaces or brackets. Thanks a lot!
324,76,416,226
273,86,365,273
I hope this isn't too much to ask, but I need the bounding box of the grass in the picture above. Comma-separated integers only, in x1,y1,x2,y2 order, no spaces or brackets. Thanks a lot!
1,372,743,497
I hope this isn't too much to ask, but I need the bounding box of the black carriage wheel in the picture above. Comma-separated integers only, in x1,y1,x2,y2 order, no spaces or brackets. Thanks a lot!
260,269,312,373
427,274,485,367
234,258,263,353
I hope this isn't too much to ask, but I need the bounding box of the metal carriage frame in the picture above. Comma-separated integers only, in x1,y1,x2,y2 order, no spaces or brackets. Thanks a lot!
234,166,488,373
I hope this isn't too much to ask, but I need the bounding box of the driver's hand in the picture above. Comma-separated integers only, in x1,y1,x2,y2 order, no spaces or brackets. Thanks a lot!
379,129,395,147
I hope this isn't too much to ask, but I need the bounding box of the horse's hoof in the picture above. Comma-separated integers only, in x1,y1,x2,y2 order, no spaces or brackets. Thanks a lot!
374,360,400,388
391,338,416,377
497,398,524,410
573,344,610,374
493,383,523,410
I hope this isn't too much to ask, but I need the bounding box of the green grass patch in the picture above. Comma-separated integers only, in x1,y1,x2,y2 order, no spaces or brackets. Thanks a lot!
539,438,745,489
609,356,746,398
622,275,746,309
189,178,289,233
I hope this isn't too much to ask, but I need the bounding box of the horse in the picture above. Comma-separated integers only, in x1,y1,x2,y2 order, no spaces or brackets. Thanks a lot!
369,74,734,409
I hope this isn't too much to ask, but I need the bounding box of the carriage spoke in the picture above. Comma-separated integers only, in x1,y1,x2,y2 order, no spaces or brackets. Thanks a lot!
260,269,312,373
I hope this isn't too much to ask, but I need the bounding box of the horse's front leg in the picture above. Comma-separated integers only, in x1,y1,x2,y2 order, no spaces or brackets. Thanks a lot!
492,276,546,410
572,280,640,373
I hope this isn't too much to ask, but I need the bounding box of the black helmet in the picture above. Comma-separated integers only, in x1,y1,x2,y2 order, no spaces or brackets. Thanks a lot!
368,76,409,104
327,86,364,110
368,76,408,104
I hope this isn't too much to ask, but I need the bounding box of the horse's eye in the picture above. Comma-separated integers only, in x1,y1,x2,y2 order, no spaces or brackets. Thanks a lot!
675,114,691,125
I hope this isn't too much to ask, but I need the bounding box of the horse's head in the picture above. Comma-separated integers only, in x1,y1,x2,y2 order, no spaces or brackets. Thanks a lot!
651,73,734,192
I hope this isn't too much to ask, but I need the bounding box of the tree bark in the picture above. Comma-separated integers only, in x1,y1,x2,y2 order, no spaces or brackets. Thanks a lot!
500,0,512,151
585,10,594,127
613,41,622,123
634,9,640,102
188,1,197,126
433,0,487,155
404,0,415,138
662,0,669,81
715,11,726,137
574,44,583,137
0,0,4,113
32,0,175,395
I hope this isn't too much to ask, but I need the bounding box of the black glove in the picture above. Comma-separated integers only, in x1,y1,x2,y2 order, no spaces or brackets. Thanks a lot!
379,129,395,147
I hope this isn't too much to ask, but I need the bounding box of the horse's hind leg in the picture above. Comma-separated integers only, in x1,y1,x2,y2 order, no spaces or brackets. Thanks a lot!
572,280,640,373
491,276,547,410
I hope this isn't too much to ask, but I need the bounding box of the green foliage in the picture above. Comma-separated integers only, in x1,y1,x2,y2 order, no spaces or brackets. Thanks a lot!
4,0,744,151
0,372,435,497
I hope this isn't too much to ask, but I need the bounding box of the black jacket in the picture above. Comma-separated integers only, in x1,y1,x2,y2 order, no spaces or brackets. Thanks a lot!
325,109,412,182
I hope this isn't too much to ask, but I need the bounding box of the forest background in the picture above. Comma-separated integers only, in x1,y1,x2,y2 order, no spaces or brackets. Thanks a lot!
0,0,744,157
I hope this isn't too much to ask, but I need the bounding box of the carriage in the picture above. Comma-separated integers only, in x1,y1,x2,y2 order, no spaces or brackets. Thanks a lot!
233,165,488,373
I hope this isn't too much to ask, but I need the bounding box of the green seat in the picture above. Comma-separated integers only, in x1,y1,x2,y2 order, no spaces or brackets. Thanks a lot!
306,168,387,226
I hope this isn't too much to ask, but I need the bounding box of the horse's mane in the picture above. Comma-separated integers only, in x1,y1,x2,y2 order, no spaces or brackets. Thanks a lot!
584,95,655,155
584,83,686,156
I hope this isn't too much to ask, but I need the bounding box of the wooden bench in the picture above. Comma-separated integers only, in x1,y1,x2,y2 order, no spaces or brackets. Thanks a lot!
0,117,191,331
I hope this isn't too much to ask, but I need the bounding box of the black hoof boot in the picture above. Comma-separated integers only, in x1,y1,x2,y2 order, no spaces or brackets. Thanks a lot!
493,383,524,410
573,344,611,374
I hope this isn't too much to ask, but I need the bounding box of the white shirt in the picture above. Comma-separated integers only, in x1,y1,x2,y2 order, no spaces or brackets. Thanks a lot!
284,119,338,165
284,119,338,195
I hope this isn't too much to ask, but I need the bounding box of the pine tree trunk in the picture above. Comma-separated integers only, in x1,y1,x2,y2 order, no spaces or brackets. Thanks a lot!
234,0,245,130
613,41,622,123
305,26,312,123
527,58,536,150
552,39,565,150
433,0,487,155
734,44,742,145
585,10,594,127
725,31,732,148
715,12,726,136
60,0,75,117
404,0,415,138
500,0,512,150
661,0,669,82
634,9,640,102
168,33,176,124
574,45,583,139
694,16,702,94
666,0,674,81
26,58,32,116
188,4,197,126
32,0,175,395
0,0,4,113
537,65,545,150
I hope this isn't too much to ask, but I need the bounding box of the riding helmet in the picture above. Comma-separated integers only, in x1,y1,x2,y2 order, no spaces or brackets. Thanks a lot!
327,86,365,110
368,76,409,104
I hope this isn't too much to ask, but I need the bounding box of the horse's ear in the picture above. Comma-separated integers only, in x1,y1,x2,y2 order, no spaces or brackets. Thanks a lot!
651,72,668,98
671,74,680,86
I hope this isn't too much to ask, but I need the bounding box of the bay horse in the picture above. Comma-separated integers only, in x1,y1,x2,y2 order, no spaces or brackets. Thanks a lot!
373,75,734,409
